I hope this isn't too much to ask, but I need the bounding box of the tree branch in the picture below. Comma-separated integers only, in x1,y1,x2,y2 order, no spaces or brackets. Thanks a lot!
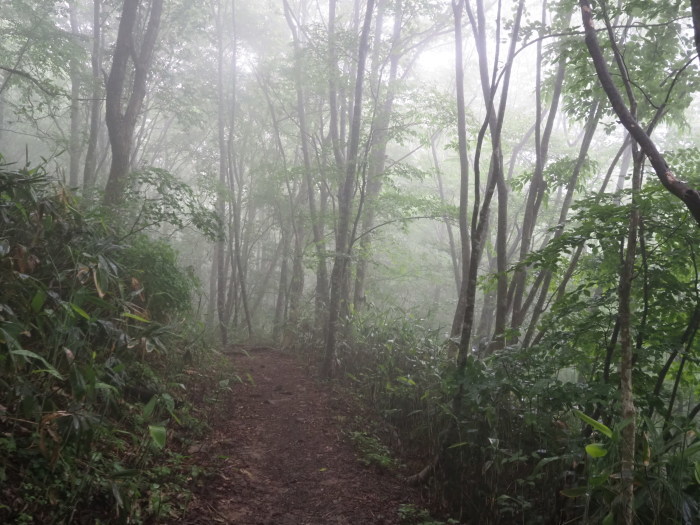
580,0,700,226
0,66,63,97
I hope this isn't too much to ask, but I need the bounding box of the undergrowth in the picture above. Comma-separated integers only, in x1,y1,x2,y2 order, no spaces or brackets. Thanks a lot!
0,158,228,523
334,299,700,524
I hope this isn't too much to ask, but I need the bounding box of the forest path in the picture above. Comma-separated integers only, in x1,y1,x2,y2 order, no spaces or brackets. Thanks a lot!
183,348,420,524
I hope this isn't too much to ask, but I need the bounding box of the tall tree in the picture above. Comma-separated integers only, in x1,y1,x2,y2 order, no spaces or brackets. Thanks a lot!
83,0,102,194
323,0,376,377
103,0,164,206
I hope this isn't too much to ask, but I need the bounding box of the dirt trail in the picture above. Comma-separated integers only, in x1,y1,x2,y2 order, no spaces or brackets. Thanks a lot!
183,348,421,524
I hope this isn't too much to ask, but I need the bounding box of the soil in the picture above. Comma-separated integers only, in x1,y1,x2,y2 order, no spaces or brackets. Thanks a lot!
182,347,424,525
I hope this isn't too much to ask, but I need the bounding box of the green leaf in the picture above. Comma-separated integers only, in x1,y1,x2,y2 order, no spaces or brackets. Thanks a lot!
533,455,561,473
30,289,46,313
143,395,158,418
10,349,63,379
573,410,613,438
560,486,588,498
148,424,166,449
585,443,608,458
70,303,91,320
122,312,150,323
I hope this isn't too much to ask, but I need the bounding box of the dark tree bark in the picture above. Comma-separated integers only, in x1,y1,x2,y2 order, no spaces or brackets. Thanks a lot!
692,0,700,64
103,0,163,206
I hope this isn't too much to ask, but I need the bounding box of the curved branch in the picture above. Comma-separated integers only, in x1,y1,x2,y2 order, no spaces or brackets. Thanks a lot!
0,66,63,97
580,0,700,226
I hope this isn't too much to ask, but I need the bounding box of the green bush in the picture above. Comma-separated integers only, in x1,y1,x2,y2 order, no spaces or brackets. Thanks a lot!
118,234,197,322
0,158,221,523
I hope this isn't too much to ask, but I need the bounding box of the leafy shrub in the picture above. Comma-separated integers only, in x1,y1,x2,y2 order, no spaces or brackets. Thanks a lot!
0,157,222,523
118,234,197,322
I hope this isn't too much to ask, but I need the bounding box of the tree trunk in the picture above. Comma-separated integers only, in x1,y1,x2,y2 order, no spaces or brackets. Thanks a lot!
459,0,524,357
353,0,404,312
68,0,82,189
432,132,461,293
215,0,229,347
691,0,700,64
323,0,375,377
273,232,290,342
83,0,102,194
283,0,329,342
615,150,641,525
450,0,473,339
509,5,568,335
103,0,163,207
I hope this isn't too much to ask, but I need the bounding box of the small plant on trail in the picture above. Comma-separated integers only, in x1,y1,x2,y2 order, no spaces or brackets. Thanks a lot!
348,430,397,470
398,504,459,525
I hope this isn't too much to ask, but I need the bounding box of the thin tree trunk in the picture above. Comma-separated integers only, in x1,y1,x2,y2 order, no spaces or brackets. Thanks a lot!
273,231,290,342
323,0,375,377
283,0,330,339
68,0,82,189
432,132,460,292
450,0,472,339
353,0,404,312
460,0,524,356
509,6,568,334
83,0,102,194
521,102,601,347
615,150,641,525
215,0,229,347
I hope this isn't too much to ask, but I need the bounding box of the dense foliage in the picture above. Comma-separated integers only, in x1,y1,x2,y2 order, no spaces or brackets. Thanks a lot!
0,159,227,523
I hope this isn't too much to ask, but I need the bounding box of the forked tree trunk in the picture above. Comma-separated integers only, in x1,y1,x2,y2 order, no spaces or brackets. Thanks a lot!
457,0,524,360
103,0,163,206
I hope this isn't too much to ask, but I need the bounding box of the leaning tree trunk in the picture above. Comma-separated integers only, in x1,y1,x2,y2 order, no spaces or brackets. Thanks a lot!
580,0,700,225
576,1,700,519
